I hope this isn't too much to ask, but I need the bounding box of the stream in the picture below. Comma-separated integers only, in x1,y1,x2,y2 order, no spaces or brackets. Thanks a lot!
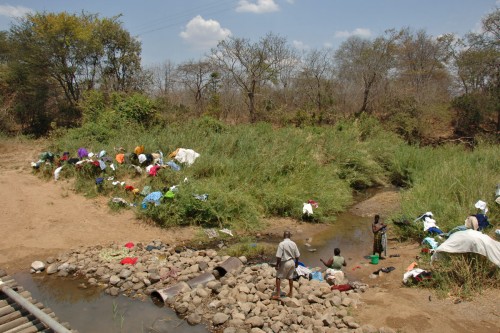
12,190,386,333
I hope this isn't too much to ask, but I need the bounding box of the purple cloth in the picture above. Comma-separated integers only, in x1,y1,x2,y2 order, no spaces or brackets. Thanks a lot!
78,148,88,159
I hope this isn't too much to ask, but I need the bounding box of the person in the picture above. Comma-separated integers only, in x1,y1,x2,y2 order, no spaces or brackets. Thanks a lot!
273,231,300,300
372,214,387,259
320,247,347,285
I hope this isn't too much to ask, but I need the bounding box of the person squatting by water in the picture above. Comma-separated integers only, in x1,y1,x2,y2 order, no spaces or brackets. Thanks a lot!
372,214,387,259
273,231,300,300
320,247,347,285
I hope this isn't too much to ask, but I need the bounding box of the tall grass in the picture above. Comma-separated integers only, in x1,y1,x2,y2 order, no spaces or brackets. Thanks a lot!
390,142,499,239
44,116,408,230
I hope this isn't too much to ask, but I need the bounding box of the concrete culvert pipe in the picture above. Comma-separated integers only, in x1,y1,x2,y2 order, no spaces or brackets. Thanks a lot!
213,257,243,278
150,281,190,304
186,272,216,289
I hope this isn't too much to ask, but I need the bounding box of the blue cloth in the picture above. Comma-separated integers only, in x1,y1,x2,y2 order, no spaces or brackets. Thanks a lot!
310,271,323,282
166,160,181,171
142,191,163,205
422,237,439,250
427,227,444,235
475,214,490,231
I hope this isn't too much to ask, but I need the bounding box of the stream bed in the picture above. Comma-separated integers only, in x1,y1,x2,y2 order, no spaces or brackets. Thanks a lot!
12,193,387,333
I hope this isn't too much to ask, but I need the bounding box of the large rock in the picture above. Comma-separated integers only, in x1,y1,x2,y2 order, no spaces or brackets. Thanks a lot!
46,263,58,275
186,313,202,325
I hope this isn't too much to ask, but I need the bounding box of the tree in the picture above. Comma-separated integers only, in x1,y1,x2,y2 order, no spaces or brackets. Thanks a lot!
296,49,334,116
211,32,293,122
450,8,500,132
9,12,142,103
176,60,215,114
335,30,400,116
395,28,451,101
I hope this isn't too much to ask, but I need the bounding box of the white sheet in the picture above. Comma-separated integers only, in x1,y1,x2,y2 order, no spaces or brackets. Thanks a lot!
431,229,500,267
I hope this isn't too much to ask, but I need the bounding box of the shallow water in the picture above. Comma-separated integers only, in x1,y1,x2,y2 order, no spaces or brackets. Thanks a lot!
12,272,208,333
290,211,375,281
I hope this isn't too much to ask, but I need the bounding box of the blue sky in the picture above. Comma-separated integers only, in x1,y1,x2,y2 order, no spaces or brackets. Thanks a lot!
1,0,499,66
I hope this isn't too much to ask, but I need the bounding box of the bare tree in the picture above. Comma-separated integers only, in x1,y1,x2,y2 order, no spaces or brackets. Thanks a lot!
177,60,215,114
211,32,293,122
335,30,400,116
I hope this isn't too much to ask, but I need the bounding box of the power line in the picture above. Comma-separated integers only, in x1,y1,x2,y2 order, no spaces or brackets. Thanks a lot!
131,0,235,36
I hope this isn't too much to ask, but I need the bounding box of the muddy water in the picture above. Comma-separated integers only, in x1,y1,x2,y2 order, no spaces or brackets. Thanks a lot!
12,272,209,333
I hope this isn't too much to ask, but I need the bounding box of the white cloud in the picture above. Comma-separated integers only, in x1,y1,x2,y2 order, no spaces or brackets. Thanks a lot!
323,42,333,49
0,4,33,18
235,0,279,13
292,40,309,51
334,28,372,39
180,15,232,49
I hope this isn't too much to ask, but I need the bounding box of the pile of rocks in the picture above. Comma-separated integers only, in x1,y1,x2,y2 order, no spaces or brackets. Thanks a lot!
167,263,395,333
32,240,223,299
31,240,397,332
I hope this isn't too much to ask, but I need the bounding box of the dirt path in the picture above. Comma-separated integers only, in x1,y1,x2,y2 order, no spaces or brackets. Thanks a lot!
0,139,498,333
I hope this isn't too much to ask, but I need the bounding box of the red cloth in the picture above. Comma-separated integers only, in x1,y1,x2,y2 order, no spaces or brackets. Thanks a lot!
308,200,319,208
125,185,135,191
124,242,134,249
148,165,161,176
331,284,352,292
120,257,138,265
92,160,100,167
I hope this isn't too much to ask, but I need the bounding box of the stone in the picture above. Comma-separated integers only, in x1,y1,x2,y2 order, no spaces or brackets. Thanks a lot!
246,316,264,328
109,275,121,285
213,313,229,325
31,261,45,272
46,264,58,275
187,313,202,325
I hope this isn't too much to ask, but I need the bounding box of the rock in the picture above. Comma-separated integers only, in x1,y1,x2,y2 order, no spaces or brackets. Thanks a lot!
213,313,229,325
341,297,352,307
238,256,247,264
109,275,121,285
283,297,302,308
30,261,45,272
46,257,56,264
119,269,132,279
245,316,264,328
187,313,202,325
174,302,189,314
46,264,58,275
109,287,119,296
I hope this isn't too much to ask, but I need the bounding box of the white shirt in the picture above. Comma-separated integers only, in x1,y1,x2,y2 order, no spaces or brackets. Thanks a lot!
423,216,439,231
276,238,300,261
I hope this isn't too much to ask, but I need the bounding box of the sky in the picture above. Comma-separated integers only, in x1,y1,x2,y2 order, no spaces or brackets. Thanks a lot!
0,0,499,67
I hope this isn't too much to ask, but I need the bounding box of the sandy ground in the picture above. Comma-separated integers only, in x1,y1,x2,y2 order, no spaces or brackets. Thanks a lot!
0,139,498,333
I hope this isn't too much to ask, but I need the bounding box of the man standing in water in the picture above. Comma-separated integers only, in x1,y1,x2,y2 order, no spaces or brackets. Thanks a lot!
273,231,300,300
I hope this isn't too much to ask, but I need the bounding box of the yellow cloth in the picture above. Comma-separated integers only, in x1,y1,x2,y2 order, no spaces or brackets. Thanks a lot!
168,148,180,158
134,145,144,155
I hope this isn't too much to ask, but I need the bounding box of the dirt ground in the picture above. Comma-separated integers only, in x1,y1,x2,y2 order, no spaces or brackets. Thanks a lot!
0,139,498,333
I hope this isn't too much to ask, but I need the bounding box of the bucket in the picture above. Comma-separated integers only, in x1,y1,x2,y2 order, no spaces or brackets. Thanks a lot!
370,254,379,265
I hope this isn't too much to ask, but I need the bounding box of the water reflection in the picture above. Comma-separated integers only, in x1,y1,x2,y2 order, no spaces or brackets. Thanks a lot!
12,272,208,333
